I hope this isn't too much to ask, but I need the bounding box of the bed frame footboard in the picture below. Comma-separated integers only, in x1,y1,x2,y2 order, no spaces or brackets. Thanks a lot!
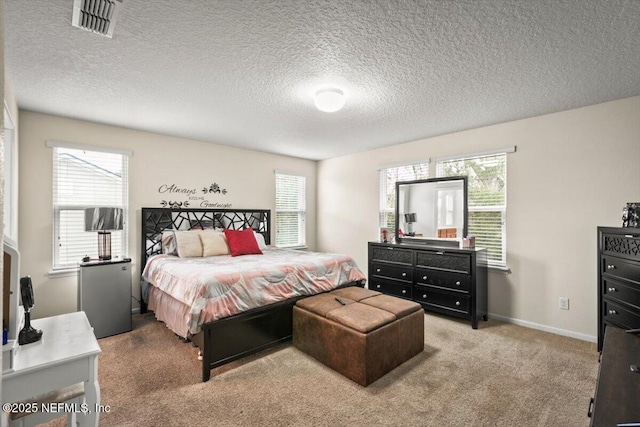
192,281,365,382
192,298,296,382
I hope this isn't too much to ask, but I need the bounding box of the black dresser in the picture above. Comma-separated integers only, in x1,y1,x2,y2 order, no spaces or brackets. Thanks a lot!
597,227,640,351
588,327,640,426
368,242,488,329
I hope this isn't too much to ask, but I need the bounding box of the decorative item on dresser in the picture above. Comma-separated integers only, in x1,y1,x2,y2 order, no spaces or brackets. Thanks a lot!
597,227,640,351
621,202,640,228
368,241,488,329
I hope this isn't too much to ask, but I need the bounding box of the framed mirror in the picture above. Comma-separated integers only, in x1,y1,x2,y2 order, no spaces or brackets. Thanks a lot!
395,176,468,246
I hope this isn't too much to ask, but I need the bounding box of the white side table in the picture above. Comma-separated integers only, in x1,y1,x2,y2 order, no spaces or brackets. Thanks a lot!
2,311,102,427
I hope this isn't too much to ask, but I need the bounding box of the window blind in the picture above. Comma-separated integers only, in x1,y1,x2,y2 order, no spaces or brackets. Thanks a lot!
52,146,129,269
275,173,306,247
379,163,430,230
437,153,507,266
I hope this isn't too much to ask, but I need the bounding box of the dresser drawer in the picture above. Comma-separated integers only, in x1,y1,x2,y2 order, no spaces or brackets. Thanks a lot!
367,242,487,330
370,246,413,265
603,300,640,330
414,285,470,315
415,250,470,274
369,279,412,299
602,256,640,284
416,267,470,292
602,277,640,310
372,262,412,282
602,232,640,263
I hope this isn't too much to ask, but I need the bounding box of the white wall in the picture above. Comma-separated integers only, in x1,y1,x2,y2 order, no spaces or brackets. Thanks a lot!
18,111,317,318
317,96,640,341
14,97,640,339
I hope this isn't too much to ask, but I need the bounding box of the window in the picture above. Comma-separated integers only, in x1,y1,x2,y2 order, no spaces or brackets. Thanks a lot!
379,162,430,231
437,152,508,267
275,172,306,247
50,142,130,270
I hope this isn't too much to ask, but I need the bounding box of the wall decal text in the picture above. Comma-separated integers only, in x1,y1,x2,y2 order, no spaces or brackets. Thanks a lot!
158,182,231,209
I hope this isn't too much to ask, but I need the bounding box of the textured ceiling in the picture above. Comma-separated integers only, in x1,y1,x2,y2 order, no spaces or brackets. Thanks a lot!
5,0,640,160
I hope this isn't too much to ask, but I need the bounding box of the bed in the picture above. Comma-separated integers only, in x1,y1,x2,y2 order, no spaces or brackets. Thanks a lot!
140,207,366,381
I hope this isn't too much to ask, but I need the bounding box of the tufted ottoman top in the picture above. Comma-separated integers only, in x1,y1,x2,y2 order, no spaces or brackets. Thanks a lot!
360,294,421,319
330,287,381,302
295,288,422,334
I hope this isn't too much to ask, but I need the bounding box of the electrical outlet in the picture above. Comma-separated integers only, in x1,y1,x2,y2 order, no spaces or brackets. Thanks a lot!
559,297,569,310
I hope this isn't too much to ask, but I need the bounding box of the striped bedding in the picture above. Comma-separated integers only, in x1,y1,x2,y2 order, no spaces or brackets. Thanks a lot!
142,248,366,338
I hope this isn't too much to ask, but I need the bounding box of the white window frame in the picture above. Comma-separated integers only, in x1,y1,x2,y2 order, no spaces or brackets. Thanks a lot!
378,161,430,235
275,171,306,248
436,147,514,269
48,141,131,274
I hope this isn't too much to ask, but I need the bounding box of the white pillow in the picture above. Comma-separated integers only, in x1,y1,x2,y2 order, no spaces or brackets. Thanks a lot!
200,231,230,256
174,230,204,257
253,230,268,250
161,231,178,255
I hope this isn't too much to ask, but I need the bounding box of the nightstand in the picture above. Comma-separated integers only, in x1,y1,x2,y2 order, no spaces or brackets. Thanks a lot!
78,258,132,339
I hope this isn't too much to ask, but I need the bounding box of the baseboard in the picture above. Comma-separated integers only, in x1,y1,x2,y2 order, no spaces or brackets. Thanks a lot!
489,312,597,343
131,307,140,314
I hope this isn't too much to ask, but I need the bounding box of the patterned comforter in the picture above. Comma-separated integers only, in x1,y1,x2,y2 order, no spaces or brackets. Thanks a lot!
142,248,366,337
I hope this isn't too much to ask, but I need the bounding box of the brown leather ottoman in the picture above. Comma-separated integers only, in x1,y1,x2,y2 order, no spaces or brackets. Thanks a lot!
293,287,424,386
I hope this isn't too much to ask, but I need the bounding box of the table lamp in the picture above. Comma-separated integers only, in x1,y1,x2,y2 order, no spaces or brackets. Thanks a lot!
85,207,124,261
404,213,417,237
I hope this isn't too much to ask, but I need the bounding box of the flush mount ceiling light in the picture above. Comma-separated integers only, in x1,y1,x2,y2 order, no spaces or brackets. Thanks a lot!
314,88,345,113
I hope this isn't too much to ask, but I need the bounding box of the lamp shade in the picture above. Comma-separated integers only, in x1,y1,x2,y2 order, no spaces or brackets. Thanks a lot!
404,213,417,223
85,207,124,231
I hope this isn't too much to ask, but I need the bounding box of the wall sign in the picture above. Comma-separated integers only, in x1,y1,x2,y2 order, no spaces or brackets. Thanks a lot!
158,182,232,209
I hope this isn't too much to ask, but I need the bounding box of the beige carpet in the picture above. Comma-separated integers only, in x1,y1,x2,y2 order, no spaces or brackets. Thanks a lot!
48,312,598,426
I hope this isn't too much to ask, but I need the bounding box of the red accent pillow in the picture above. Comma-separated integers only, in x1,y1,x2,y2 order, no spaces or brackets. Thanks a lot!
223,228,263,257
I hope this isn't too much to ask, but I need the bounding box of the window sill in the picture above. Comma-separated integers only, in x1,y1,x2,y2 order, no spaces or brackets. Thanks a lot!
488,265,511,274
48,267,79,278
276,245,308,251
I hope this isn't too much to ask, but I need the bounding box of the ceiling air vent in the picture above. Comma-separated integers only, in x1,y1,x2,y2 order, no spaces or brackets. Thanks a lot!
72,0,123,38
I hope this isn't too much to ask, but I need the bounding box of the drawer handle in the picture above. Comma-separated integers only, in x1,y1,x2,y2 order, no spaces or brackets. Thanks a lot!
455,281,461,286
402,272,407,277
455,301,461,306
402,289,407,294
608,309,617,315
607,264,616,270
422,294,427,299
376,268,381,273
607,287,617,292
587,397,594,418
376,285,381,289
423,275,427,280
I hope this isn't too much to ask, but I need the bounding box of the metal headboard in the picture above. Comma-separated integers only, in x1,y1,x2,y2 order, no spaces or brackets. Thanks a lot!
141,207,270,269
